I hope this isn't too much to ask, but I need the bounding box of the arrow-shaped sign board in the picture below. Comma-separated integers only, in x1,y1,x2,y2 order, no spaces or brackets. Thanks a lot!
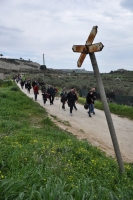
85,26,98,45
72,42,104,54
77,54,86,68
77,26,98,67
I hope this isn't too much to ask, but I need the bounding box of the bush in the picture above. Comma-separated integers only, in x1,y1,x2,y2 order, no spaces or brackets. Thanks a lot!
3,80,13,87
0,79,4,86
10,86,19,91
128,89,133,96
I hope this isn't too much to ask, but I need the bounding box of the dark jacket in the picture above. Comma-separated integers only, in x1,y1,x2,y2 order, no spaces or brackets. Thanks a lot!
41,85,46,93
47,87,55,96
67,91,77,105
92,91,97,101
27,82,31,89
42,93,47,100
73,92,78,101
86,92,94,104
20,81,24,86
32,81,36,88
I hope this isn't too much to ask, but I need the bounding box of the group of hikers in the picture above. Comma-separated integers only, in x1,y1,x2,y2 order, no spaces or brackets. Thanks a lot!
15,75,97,117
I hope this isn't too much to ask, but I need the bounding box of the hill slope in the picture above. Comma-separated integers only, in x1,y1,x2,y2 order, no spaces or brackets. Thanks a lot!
0,58,40,73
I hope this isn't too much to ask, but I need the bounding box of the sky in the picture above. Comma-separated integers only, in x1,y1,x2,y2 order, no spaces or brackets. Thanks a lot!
0,0,133,73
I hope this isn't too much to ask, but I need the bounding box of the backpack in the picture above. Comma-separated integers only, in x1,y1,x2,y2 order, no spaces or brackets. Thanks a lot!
41,86,46,93
61,91,67,101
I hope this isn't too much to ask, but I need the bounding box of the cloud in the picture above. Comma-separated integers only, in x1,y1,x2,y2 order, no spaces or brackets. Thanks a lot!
0,0,133,72
120,0,133,12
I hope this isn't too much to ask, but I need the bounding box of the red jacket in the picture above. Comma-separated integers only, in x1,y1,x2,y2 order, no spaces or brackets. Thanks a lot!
33,85,39,93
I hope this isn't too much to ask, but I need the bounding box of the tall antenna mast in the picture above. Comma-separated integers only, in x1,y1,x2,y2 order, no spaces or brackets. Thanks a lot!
43,54,45,65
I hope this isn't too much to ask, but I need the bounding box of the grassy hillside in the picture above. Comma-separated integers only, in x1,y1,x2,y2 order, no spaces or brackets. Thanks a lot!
0,81,133,199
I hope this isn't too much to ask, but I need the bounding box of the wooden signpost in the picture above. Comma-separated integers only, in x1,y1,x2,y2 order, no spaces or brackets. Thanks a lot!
72,26,125,173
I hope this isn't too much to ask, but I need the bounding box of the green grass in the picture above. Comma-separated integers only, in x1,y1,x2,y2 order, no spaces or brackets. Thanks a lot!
0,83,133,199
78,97,133,120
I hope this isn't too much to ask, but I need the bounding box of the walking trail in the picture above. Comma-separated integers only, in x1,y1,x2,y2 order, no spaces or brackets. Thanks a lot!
18,84,133,163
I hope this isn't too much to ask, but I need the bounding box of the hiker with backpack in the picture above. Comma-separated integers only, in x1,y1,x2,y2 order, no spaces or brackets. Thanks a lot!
41,83,46,94
60,87,67,110
47,85,55,105
73,88,78,110
27,80,32,93
20,80,24,89
42,90,48,104
41,83,48,104
24,79,28,89
86,91,94,117
67,88,77,116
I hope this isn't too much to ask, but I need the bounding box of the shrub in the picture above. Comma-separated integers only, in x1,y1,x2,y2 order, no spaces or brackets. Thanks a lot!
10,86,19,92
128,89,133,96
0,79,4,86
3,80,13,87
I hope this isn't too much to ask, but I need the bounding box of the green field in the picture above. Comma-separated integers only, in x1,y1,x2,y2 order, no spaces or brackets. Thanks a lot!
0,81,133,200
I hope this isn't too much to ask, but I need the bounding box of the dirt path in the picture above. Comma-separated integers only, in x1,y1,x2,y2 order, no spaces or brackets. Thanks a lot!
18,84,133,163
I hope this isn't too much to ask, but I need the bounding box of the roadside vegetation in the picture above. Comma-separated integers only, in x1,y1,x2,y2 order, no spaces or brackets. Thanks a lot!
0,81,133,199
22,69,133,96
5,68,133,96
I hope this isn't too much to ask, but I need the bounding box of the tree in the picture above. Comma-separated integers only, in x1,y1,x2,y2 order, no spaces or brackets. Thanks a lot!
110,70,114,74
40,65,47,70
0,54,3,58
20,57,22,60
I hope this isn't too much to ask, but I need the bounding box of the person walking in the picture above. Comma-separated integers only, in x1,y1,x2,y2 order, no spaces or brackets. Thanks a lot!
86,91,94,117
20,80,24,89
24,79,28,89
91,87,97,114
47,85,55,105
41,83,46,94
41,83,47,104
73,88,78,110
67,88,77,116
33,83,39,101
42,91,48,104
60,87,67,110
27,80,32,93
